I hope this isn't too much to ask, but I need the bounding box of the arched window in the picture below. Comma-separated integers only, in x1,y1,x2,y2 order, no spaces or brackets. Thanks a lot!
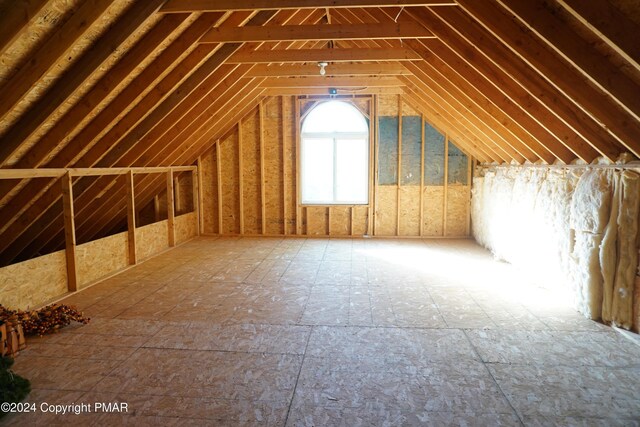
301,101,369,204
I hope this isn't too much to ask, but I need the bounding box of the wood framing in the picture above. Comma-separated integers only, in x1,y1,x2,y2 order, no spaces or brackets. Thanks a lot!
61,172,78,292
0,0,638,265
201,23,435,43
125,170,137,265
195,159,203,235
259,101,267,234
167,170,176,247
228,48,423,63
262,76,403,88
161,0,457,12
246,63,411,77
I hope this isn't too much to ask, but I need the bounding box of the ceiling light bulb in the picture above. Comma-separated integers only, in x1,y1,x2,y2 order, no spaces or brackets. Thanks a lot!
318,62,328,76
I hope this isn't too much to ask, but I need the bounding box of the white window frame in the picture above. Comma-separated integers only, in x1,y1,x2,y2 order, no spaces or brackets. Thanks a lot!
300,106,370,206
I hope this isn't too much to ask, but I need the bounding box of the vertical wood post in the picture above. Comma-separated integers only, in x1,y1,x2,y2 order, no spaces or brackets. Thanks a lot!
174,176,181,214
282,96,288,235
396,96,402,236
216,141,223,234
466,155,473,236
295,97,302,235
259,101,267,234
419,113,425,236
372,95,380,236
154,195,160,222
443,136,449,237
167,169,176,247
238,121,245,234
195,160,203,236
126,170,137,265
61,172,78,292
350,206,354,236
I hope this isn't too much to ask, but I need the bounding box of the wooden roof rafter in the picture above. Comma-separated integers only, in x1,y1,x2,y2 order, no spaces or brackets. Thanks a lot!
12,7,325,259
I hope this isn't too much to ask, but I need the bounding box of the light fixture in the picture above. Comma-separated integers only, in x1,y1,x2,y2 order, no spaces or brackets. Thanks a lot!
318,62,328,76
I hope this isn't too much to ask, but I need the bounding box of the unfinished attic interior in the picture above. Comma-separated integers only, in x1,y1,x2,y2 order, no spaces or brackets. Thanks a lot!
1,0,640,424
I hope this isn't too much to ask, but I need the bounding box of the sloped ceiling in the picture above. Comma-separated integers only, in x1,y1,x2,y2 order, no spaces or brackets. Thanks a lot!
0,0,638,265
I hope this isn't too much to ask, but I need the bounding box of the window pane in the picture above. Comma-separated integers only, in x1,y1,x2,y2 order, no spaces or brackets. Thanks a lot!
302,138,334,203
336,138,368,203
302,101,368,134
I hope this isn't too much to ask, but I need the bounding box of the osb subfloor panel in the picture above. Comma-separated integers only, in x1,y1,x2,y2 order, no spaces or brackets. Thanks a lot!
5,237,640,426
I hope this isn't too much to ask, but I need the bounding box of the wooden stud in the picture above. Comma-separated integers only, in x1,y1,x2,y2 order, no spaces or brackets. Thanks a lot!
350,206,354,236
295,97,302,235
193,164,202,236
396,95,402,236
154,195,161,222
167,170,176,247
372,95,380,236
238,121,245,234
174,176,182,213
216,141,223,234
466,155,473,236
259,101,267,234
61,173,78,292
282,96,288,235
125,171,137,265
443,135,449,237
419,113,425,237
326,207,331,236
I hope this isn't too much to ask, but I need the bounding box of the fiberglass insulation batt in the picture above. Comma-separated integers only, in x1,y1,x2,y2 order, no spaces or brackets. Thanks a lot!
472,166,640,328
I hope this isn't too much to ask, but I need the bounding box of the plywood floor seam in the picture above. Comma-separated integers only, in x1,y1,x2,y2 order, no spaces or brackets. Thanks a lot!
4,236,640,426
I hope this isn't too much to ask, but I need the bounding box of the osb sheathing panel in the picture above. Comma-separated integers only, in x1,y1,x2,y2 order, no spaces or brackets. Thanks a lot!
0,250,67,310
447,185,470,236
399,186,421,236
423,186,444,236
283,96,297,235
378,94,399,117
329,206,350,236
263,97,285,234
351,97,371,118
33,14,199,167
175,173,194,215
175,212,197,244
375,186,398,236
306,207,328,236
352,206,369,236
402,101,419,117
200,149,217,234
136,220,169,261
76,231,128,288
0,0,84,84
2,0,167,164
241,109,262,234
220,130,240,234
